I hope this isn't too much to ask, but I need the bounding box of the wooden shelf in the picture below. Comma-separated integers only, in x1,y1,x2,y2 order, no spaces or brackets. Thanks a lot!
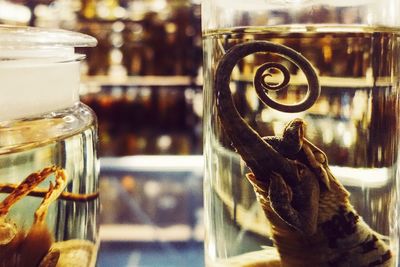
81,75,202,88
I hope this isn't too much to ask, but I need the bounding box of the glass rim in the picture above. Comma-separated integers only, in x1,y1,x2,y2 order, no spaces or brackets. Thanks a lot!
0,25,97,48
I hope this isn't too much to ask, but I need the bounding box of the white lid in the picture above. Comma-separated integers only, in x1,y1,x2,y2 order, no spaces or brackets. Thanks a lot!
0,25,97,122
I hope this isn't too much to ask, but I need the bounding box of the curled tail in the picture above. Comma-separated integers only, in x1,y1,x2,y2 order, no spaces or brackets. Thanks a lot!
215,41,320,183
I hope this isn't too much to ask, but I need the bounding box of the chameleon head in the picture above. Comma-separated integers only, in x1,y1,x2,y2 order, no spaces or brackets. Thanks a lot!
279,118,307,155
283,118,306,140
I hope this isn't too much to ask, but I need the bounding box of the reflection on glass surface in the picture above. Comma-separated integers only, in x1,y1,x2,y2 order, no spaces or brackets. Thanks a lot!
98,155,204,267
81,84,203,157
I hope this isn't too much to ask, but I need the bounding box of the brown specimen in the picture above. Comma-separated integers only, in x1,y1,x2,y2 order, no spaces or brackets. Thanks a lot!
0,166,97,267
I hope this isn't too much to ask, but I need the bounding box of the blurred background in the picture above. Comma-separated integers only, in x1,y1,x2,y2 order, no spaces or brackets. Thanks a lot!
0,0,203,266
1,2,381,266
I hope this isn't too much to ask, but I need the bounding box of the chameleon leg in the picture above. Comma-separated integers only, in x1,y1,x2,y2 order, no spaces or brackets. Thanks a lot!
247,167,320,237
19,168,67,267
268,173,297,226
34,168,67,223
268,172,317,236
0,184,99,202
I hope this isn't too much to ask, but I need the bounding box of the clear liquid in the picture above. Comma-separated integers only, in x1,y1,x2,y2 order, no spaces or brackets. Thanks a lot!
203,25,400,266
0,104,99,267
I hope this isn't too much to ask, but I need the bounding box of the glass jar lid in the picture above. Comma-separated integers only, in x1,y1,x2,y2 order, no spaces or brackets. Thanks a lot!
0,25,97,59
0,25,97,122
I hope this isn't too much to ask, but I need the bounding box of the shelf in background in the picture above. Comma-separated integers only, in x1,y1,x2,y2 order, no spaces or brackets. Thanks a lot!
82,75,202,88
100,155,203,175
99,155,204,244
100,223,203,242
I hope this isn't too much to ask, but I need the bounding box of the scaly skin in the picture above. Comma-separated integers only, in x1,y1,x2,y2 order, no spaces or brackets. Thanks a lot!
215,41,393,266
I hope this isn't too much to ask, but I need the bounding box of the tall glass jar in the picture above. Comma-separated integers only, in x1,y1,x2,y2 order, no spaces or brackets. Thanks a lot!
0,26,99,267
202,1,400,266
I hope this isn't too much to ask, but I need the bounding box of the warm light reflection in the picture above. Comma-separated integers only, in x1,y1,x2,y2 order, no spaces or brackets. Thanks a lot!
0,1,31,23
101,155,204,173
102,156,389,189
331,166,390,188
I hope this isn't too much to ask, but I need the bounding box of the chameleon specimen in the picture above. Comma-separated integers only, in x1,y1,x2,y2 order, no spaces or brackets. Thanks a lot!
215,41,393,267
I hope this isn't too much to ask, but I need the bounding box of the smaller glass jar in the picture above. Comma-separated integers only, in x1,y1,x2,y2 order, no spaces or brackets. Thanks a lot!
0,25,99,267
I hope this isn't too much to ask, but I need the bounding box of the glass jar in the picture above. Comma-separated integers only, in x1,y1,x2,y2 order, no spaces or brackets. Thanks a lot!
0,26,99,267
202,1,400,266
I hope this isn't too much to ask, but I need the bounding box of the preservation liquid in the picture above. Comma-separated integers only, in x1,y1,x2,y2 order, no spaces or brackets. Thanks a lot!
203,25,400,266
0,104,99,267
